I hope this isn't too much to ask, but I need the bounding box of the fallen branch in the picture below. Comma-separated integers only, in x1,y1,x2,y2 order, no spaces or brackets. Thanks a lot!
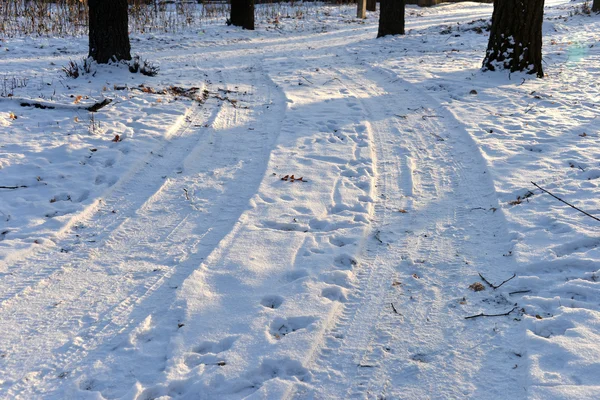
86,98,112,112
478,273,516,289
4,97,113,113
0,185,27,189
531,181,600,223
391,303,402,315
509,290,531,296
428,131,445,142
465,306,518,320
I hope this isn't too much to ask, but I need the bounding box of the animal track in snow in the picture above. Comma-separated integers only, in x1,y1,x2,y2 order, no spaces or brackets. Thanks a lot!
256,357,310,381
269,316,316,338
185,336,239,368
321,285,348,302
334,254,359,270
320,270,355,288
552,237,600,257
308,218,357,233
94,175,106,185
261,295,284,309
261,220,308,232
283,269,310,283
193,336,238,355
329,235,355,247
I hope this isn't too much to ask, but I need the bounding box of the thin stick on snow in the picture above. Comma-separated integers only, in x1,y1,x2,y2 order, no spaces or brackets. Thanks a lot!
478,273,516,290
0,185,28,189
391,303,401,315
465,307,518,320
509,290,531,296
531,182,600,223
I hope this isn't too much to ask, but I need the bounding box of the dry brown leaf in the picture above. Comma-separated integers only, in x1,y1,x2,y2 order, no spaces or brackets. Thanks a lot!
469,282,485,292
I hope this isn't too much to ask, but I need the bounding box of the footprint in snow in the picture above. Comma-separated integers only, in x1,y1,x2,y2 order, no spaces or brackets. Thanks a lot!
269,316,316,339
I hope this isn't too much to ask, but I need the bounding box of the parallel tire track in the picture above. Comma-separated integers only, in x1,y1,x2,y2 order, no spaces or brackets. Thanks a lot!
302,52,512,399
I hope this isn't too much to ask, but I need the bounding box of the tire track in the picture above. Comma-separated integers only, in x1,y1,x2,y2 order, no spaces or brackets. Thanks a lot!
0,60,288,398
302,53,516,399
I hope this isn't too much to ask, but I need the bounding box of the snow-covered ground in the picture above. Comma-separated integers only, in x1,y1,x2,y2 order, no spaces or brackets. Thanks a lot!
1,1,599,399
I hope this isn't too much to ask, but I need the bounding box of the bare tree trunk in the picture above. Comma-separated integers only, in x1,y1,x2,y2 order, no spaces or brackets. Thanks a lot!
593,0,599,12
377,0,405,38
367,0,376,12
482,0,545,78
357,0,366,19
88,0,131,63
230,0,254,30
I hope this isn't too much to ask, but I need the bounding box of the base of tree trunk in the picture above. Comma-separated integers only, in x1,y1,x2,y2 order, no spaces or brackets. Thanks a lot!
88,0,131,64
367,0,376,12
482,0,544,78
593,0,599,12
377,0,405,38
230,0,255,30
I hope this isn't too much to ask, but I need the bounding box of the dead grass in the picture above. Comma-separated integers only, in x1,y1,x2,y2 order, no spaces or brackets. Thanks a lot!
0,0,355,37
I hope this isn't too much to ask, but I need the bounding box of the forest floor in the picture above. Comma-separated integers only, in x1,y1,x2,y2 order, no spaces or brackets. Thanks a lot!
1,1,599,399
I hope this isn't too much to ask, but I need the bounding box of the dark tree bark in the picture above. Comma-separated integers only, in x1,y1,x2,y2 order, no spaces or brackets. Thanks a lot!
357,0,366,19
88,0,131,63
230,0,255,30
593,0,599,12
482,0,545,78
367,0,376,12
377,0,405,38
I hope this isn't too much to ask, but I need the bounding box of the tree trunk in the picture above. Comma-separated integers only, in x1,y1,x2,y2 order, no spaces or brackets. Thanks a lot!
377,0,405,38
482,0,545,78
367,0,376,12
357,0,366,19
88,0,131,63
593,0,599,12
230,0,255,30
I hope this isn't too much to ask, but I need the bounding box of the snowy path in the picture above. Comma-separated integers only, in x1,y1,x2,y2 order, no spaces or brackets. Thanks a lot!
0,59,287,397
1,1,599,399
298,54,521,399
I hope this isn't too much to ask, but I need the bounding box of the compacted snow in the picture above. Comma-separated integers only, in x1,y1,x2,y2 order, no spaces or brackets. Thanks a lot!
0,1,599,399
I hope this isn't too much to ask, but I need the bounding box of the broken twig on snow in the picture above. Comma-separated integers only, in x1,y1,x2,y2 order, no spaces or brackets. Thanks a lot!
391,303,402,315
0,185,28,189
478,272,516,290
509,290,531,296
465,306,518,320
531,181,600,223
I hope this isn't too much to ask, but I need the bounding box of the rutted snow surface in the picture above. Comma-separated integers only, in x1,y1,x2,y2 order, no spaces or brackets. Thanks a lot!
1,1,599,399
